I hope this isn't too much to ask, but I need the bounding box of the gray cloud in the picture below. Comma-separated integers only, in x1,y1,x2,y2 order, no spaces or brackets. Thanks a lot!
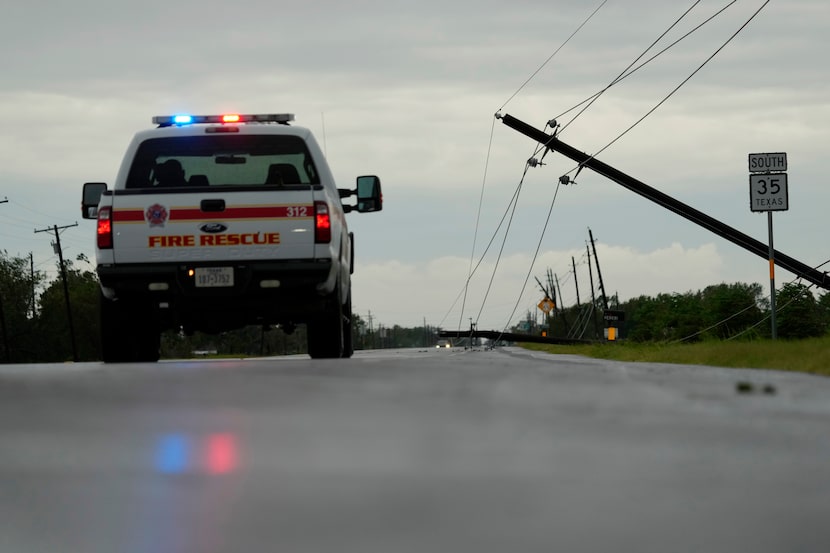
2,0,828,327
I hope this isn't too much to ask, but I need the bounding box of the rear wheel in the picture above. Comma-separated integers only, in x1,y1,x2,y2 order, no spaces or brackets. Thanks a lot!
100,292,160,363
307,282,344,359
342,288,354,359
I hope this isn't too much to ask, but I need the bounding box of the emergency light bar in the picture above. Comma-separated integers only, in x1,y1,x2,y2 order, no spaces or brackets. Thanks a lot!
152,113,295,127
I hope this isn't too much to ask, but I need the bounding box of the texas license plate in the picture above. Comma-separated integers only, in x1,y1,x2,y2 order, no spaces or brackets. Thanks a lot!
194,267,234,287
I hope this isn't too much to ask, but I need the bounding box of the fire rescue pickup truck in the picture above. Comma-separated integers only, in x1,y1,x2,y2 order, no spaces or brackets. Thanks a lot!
81,113,382,362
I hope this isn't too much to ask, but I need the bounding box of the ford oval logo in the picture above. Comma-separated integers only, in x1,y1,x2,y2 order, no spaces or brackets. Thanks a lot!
199,223,228,234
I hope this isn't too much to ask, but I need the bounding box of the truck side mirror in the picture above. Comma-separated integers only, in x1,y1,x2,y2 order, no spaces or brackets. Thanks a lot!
81,182,108,219
356,175,382,213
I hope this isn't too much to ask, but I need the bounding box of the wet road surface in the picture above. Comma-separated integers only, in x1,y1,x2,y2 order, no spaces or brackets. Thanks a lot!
1,347,829,552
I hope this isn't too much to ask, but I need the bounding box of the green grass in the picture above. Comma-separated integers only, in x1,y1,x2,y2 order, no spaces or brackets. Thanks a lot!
520,336,830,377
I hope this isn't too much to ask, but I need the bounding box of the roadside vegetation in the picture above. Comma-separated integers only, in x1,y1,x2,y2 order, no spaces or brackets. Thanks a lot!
1,248,828,369
0,250,441,361
519,279,830,377
520,337,830,377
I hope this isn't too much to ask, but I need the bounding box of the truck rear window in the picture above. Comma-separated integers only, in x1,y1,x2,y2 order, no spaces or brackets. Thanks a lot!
126,135,320,189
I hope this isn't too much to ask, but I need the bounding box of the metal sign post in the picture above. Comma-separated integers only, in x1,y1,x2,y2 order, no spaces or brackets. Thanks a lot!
749,153,789,340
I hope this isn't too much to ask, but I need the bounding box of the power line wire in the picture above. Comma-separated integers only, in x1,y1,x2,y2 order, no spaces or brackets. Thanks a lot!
461,0,771,334
499,0,610,111
554,0,736,127
439,176,527,329
557,0,705,136
475,164,531,324
460,116,498,331
498,178,564,338
462,0,610,331
560,0,771,180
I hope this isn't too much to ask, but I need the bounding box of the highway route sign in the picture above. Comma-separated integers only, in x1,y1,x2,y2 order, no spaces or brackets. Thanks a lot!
750,173,788,212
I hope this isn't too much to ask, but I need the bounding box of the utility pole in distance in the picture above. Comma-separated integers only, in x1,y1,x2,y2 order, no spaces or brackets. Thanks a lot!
1,197,10,362
35,222,79,362
587,243,600,339
589,228,609,310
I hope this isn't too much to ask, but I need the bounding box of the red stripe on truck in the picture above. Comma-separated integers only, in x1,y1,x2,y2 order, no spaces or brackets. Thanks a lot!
112,205,314,223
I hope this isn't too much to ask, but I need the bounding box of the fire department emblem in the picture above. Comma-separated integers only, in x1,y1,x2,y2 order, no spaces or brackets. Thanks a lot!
145,203,168,227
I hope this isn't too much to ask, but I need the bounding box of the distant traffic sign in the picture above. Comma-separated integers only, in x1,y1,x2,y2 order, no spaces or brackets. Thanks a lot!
537,297,555,314
603,310,625,322
749,152,787,173
750,173,788,212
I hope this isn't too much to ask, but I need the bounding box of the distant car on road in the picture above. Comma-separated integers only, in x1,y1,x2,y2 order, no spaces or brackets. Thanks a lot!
436,340,452,349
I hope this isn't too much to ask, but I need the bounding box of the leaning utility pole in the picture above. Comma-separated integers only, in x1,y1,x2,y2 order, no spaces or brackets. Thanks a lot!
554,273,570,334
589,228,609,310
35,223,79,362
498,113,830,290
546,268,558,316
571,256,581,307
587,242,601,338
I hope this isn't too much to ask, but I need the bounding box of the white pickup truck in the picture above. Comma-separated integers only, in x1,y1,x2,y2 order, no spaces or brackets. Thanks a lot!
81,113,382,362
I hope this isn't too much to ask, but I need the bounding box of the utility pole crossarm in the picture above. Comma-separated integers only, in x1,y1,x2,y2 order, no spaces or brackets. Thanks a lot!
498,113,830,291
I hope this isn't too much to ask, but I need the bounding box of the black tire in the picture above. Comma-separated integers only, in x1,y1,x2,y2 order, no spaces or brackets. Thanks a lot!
342,288,354,359
100,292,160,363
307,282,344,359
100,293,130,363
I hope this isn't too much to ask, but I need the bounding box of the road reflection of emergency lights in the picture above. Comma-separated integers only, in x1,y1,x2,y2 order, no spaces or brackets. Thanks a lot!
155,433,239,475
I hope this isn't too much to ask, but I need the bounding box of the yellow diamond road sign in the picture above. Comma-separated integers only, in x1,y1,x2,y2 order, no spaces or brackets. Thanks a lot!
537,297,555,314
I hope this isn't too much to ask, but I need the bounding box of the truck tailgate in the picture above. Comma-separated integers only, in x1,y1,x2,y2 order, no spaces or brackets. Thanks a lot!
110,190,316,264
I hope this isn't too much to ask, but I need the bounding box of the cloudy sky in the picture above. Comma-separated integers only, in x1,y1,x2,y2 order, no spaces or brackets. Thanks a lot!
1,0,828,332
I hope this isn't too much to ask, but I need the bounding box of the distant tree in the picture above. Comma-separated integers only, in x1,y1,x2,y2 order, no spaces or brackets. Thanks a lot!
36,258,100,361
619,283,767,342
664,291,705,341
350,312,366,350
619,295,655,341
622,292,703,342
775,282,824,339
0,250,44,362
818,291,830,333
700,282,765,339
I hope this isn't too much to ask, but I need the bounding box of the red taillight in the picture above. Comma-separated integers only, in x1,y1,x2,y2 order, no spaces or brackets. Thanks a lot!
97,206,113,249
314,201,331,243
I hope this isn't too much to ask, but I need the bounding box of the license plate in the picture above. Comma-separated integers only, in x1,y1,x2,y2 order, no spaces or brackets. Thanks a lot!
194,267,234,287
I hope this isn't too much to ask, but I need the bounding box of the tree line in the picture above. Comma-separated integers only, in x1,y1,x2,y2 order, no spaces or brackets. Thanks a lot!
0,250,442,362
2,249,828,362
539,281,830,342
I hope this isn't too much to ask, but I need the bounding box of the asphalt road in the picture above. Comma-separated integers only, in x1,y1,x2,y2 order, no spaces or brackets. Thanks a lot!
1,347,829,552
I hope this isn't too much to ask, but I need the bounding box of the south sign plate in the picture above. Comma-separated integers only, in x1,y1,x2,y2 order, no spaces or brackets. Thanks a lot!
748,152,787,173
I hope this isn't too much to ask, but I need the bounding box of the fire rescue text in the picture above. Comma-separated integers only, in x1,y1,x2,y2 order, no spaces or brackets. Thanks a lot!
148,233,281,247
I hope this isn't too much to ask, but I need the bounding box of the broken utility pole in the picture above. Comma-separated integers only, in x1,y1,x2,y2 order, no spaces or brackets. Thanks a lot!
589,228,609,310
587,242,601,338
497,113,830,291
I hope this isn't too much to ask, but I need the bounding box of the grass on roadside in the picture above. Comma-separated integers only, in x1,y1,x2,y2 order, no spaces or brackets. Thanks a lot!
520,335,830,377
